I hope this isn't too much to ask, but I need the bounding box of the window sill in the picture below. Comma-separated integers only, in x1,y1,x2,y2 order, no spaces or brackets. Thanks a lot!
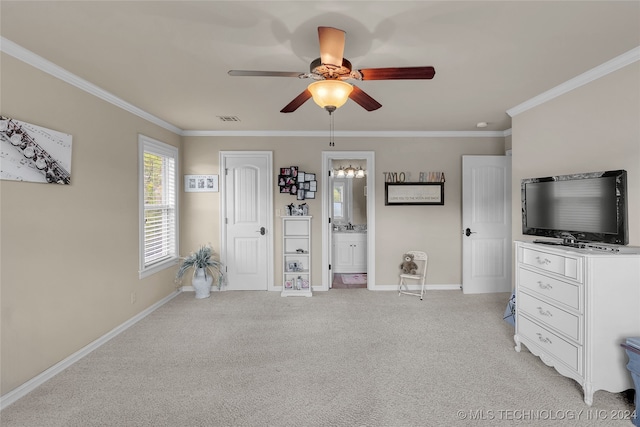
139,257,179,279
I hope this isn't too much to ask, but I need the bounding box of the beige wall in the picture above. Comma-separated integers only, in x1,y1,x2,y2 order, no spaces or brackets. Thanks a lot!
511,63,640,247
180,137,505,287
1,54,181,394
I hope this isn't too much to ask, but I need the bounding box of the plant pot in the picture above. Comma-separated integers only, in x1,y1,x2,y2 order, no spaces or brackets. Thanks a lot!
192,268,213,299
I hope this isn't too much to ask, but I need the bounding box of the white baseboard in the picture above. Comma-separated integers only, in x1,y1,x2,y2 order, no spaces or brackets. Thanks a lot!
0,290,181,411
372,284,461,291
184,285,461,292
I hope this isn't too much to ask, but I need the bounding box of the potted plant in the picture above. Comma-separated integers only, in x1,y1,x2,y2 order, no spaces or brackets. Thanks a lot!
176,244,224,299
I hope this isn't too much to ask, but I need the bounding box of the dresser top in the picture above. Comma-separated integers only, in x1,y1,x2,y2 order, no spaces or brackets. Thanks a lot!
516,240,640,256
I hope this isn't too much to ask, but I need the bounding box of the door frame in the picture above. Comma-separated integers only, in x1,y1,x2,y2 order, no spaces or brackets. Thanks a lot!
219,151,274,291
321,151,375,291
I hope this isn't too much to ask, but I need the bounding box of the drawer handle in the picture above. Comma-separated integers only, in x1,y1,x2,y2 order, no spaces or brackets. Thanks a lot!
537,281,553,290
536,333,552,345
535,256,551,265
536,307,553,317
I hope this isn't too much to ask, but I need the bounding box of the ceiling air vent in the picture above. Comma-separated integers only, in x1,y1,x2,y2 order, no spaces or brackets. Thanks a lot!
217,116,240,122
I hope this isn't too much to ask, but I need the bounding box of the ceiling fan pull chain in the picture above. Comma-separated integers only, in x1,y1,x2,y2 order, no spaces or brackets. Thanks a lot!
329,110,335,147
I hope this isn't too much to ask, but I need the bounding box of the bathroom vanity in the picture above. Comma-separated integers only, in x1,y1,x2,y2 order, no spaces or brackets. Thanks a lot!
333,232,367,273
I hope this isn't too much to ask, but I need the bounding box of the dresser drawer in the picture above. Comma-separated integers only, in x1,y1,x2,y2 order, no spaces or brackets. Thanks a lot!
518,292,580,341
519,268,580,310
520,247,580,280
518,316,581,373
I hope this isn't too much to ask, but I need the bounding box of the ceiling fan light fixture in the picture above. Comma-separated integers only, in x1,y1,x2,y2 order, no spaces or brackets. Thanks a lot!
308,80,353,110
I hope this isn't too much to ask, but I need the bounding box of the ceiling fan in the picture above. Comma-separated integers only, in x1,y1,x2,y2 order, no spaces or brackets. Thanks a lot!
228,26,436,113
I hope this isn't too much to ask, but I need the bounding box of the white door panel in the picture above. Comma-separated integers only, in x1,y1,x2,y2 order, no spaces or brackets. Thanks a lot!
222,152,272,291
462,156,511,294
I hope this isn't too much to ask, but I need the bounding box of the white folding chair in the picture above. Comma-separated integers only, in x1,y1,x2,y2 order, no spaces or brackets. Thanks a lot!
398,251,428,300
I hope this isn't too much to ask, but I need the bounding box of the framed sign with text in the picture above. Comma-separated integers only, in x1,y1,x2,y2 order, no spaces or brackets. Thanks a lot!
385,182,444,205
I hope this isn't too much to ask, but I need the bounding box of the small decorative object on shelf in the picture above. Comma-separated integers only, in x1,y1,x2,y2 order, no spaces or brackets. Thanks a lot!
284,203,309,216
278,166,317,200
281,216,312,297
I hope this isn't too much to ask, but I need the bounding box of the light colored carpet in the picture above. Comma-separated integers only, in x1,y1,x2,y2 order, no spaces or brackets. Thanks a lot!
1,290,635,426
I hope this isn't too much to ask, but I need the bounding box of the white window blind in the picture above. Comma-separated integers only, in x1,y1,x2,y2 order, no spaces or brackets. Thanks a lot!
139,135,178,276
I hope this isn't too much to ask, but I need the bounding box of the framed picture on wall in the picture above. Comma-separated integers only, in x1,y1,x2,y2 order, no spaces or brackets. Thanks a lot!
185,174,218,192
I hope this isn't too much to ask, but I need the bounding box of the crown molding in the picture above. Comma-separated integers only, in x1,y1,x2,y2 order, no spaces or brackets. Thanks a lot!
0,37,183,135
507,46,640,117
181,129,509,138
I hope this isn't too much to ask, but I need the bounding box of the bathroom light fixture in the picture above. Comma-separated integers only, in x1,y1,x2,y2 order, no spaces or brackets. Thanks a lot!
333,165,366,178
345,165,356,178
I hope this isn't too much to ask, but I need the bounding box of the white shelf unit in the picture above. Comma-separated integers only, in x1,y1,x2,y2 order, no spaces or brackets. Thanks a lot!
513,241,640,405
281,216,312,297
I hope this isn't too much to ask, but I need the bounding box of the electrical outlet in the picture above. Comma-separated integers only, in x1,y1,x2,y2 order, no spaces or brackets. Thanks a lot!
276,209,281,217
130,292,136,304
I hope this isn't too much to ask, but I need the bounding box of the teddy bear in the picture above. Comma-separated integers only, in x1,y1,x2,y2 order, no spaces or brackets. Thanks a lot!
400,253,418,275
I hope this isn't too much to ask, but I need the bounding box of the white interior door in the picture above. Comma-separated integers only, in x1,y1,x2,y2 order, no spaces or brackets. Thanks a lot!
221,152,273,291
462,155,512,294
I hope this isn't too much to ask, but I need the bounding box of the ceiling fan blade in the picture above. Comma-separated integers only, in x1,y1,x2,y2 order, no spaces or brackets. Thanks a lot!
228,70,306,78
349,85,382,111
318,26,345,67
280,89,313,113
358,66,436,80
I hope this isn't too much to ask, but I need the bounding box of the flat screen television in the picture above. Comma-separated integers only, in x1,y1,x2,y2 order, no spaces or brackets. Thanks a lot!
521,169,628,246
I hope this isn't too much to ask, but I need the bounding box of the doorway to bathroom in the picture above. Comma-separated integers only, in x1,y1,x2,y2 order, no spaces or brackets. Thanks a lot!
321,151,376,291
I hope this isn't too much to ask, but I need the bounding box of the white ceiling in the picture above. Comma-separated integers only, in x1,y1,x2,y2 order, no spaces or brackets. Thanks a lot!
1,1,639,134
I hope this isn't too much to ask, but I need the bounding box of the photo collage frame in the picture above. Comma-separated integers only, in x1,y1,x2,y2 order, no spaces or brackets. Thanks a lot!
278,166,317,200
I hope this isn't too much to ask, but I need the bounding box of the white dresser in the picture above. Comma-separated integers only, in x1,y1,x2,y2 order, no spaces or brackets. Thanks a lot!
514,241,640,405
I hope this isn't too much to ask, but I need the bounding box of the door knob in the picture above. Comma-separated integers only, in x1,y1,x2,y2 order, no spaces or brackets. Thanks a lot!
257,226,266,235
465,228,477,237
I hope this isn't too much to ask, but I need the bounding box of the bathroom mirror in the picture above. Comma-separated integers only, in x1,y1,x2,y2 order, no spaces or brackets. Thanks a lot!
331,160,367,226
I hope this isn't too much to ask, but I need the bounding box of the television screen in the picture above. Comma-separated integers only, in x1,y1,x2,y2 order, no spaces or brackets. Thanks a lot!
525,177,618,233
522,170,627,245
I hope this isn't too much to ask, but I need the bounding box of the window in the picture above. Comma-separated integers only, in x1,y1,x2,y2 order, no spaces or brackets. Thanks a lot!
138,135,178,278
332,178,352,224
